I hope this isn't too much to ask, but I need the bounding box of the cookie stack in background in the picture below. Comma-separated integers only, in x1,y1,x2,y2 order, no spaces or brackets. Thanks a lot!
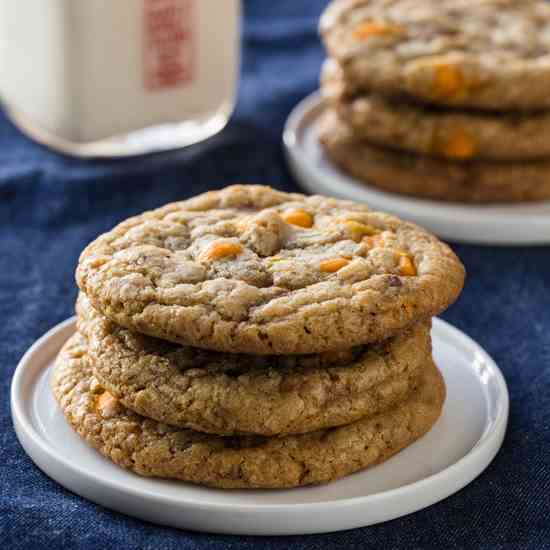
319,0,550,204
52,185,464,489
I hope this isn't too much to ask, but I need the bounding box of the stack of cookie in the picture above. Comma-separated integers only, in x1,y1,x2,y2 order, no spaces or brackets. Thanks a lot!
319,0,550,204
52,185,464,489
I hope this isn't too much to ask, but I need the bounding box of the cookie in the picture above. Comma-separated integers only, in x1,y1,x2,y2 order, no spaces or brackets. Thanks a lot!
322,59,550,161
320,0,550,110
77,293,431,436
52,333,445,489
320,112,550,204
76,185,464,354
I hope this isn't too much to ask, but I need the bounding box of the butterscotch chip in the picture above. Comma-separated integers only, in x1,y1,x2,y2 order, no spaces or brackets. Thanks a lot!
52,333,445,489
281,209,314,228
320,112,550,204
322,59,550,161
319,257,350,273
76,185,464,354
430,62,467,100
352,20,405,40
343,220,379,242
439,129,476,160
77,294,431,436
398,256,417,277
320,0,550,110
199,241,242,261
96,391,119,417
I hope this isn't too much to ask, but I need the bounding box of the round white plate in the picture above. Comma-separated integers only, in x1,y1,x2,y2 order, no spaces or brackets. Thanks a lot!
284,92,550,245
12,317,508,536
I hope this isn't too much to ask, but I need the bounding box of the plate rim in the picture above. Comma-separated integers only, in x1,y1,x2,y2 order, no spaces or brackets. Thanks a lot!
283,91,550,244
11,316,509,517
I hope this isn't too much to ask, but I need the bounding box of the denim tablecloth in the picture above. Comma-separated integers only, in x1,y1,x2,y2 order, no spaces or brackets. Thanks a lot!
1,1,549,548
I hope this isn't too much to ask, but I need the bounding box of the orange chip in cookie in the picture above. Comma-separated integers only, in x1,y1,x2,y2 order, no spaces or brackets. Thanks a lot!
439,128,476,159
353,20,404,40
398,255,417,277
97,391,119,417
433,63,466,99
319,257,351,273
282,209,314,228
343,220,380,242
363,234,385,248
200,241,243,261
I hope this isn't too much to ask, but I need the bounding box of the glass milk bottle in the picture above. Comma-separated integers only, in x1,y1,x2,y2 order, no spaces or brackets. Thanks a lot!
0,0,240,157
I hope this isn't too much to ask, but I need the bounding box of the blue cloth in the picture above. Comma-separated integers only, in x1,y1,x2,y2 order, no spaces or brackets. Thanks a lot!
1,1,549,548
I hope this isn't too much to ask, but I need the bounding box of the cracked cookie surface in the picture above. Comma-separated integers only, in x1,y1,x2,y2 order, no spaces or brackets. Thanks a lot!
321,0,550,110
76,185,464,354
322,59,550,161
77,293,431,436
320,112,550,204
52,333,445,489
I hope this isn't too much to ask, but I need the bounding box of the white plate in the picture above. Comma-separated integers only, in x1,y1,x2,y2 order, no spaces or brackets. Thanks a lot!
284,92,550,245
11,317,508,536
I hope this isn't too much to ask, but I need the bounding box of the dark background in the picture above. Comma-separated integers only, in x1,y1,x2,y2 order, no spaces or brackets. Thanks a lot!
1,1,549,548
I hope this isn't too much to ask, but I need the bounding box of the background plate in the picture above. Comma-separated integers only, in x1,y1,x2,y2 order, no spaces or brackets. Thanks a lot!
284,92,550,245
12,317,508,536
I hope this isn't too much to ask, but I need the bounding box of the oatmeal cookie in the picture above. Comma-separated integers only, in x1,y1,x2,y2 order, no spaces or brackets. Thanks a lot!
322,59,550,161
321,0,550,110
76,185,464,354
78,293,431,436
52,333,445,489
320,112,550,203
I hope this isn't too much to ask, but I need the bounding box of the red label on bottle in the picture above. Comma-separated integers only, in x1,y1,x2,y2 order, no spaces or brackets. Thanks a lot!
143,0,194,91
